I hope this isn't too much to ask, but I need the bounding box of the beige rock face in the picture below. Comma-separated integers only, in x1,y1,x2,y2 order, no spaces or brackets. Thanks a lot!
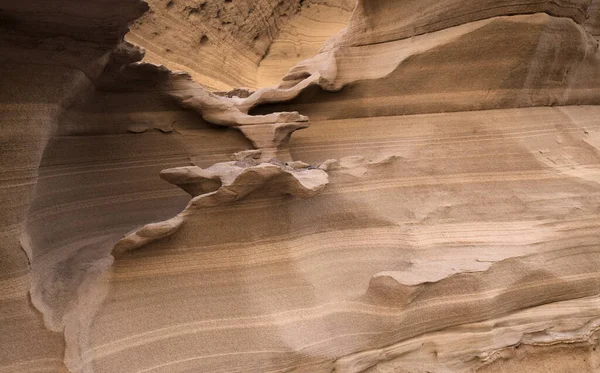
345,0,596,45
260,13,600,119
1,1,600,373
127,0,353,90
256,0,354,87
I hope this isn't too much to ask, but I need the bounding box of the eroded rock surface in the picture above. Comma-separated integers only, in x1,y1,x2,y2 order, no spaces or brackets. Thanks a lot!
127,0,354,90
114,157,328,256
1,1,600,373
260,5,600,119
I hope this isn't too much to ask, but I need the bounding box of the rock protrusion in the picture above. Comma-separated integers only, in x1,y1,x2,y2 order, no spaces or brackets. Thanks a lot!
113,158,329,256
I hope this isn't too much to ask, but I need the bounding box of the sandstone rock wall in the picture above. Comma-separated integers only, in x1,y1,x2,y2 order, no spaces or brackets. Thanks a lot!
345,0,595,46
0,1,148,371
127,0,353,90
1,1,600,373
257,7,600,119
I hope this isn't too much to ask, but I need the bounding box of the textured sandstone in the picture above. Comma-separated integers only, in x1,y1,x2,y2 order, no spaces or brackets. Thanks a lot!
262,13,600,119
1,1,600,373
114,158,328,256
126,0,353,90
345,0,597,46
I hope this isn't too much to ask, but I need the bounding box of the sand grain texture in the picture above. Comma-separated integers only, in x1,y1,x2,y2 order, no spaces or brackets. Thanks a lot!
1,0,600,373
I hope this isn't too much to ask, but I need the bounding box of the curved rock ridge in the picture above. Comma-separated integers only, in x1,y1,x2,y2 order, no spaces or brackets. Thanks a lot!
167,70,316,124
46,34,327,165
159,64,329,159
113,156,329,256
256,12,600,119
345,0,596,46
93,40,325,157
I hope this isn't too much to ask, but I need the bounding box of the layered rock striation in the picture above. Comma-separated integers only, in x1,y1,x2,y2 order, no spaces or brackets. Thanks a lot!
127,0,354,90
1,1,600,373
258,0,600,119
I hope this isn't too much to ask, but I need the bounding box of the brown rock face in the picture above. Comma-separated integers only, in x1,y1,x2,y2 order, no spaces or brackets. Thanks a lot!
127,0,354,90
346,0,595,45
1,1,600,373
